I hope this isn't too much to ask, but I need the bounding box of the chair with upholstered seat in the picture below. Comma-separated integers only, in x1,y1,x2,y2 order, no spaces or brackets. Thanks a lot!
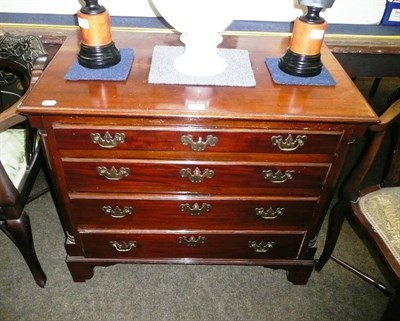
315,98,400,321
0,33,49,287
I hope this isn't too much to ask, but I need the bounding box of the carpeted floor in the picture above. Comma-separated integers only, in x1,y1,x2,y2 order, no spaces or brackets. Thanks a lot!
0,77,398,321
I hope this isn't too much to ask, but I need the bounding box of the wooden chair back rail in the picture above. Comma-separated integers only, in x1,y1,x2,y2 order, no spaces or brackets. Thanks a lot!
342,100,400,199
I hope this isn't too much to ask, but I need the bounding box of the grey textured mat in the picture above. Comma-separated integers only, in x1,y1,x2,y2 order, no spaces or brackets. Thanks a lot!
148,45,256,87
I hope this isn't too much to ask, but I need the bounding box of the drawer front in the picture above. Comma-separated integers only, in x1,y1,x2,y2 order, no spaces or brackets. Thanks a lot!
53,126,342,155
63,160,331,194
80,231,305,260
71,195,318,229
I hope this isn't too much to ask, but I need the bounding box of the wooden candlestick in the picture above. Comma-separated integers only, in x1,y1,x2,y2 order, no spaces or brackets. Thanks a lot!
77,0,121,69
279,0,335,77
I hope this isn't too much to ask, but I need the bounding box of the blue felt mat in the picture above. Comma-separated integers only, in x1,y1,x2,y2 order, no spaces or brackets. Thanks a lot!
64,48,134,81
265,57,336,86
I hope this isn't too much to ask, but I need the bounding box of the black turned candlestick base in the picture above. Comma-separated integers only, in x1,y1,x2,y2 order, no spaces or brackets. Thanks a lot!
278,49,322,77
78,41,121,69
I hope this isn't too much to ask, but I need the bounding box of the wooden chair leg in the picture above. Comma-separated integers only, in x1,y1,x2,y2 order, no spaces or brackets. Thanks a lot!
381,289,400,321
3,211,46,287
315,199,350,271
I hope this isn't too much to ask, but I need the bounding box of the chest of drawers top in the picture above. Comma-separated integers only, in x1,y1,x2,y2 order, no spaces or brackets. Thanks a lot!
19,31,377,126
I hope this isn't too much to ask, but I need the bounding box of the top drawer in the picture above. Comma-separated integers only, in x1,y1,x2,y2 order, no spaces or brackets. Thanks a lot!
52,125,343,155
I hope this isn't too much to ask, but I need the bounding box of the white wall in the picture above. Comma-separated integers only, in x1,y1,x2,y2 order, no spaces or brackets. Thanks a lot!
1,0,387,24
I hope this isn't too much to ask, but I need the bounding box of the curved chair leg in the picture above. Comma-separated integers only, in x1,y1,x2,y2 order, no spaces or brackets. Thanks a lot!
2,211,47,287
315,199,350,272
381,289,400,321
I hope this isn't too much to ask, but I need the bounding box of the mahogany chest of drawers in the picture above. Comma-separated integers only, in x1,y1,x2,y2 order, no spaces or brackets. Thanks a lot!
19,31,377,284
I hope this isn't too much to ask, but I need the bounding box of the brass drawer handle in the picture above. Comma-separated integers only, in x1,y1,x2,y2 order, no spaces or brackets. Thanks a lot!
178,236,207,247
271,134,307,152
97,166,130,180
180,167,214,183
181,134,218,151
262,169,294,183
109,241,137,252
180,203,211,216
248,241,275,253
90,132,125,148
102,206,133,218
255,207,285,220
